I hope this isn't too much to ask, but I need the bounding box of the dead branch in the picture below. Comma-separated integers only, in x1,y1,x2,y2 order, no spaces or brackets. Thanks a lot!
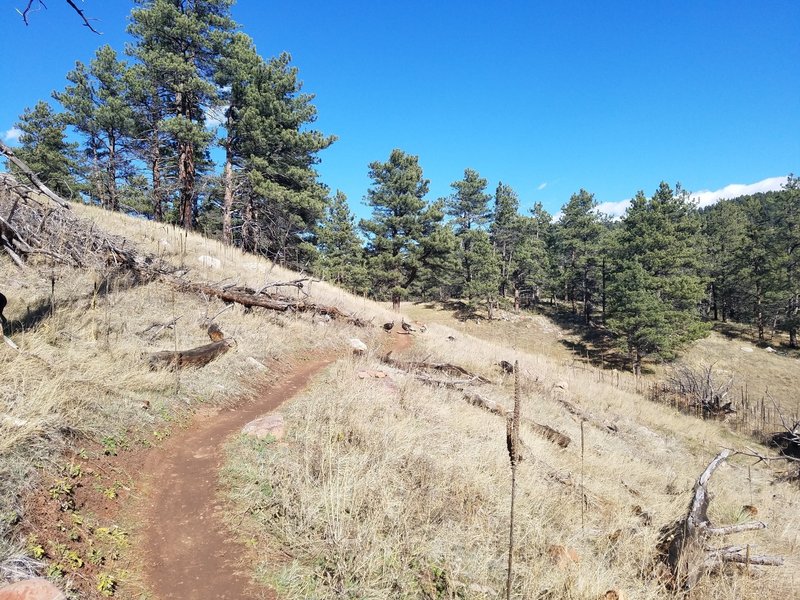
657,449,784,590
1,142,71,209
551,393,618,434
162,277,370,327
148,339,233,370
18,0,101,33
381,352,492,383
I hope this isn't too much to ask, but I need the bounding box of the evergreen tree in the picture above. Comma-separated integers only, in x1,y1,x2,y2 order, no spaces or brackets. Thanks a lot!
490,182,520,298
54,45,136,210
10,101,80,199
127,0,236,229
555,189,603,323
446,168,492,296
229,52,335,266
360,149,451,310
607,183,708,375
463,229,501,318
316,191,368,293
702,200,748,322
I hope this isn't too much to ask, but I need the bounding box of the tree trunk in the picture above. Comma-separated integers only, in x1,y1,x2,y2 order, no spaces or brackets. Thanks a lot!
107,134,119,211
711,282,718,321
601,257,606,324
222,138,234,246
392,291,400,312
178,139,195,230
150,131,163,221
513,288,520,312
755,282,764,341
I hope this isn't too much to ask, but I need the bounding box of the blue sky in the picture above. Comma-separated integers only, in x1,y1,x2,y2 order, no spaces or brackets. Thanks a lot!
1,0,797,220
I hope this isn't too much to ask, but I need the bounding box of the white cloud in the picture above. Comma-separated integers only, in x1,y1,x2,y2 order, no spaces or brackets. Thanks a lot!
689,176,786,208
594,176,788,220
537,182,548,191
595,199,631,219
3,127,21,141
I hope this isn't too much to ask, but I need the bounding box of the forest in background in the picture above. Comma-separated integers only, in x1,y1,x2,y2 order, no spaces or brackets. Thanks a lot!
5,0,799,375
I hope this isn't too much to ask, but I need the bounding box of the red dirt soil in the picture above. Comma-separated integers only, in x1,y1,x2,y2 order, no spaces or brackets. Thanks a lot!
138,332,412,599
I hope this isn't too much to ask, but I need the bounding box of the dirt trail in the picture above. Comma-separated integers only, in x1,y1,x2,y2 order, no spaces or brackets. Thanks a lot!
138,332,412,599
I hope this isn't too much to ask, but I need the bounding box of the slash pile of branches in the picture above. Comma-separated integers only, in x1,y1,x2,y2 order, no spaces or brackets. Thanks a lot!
666,363,736,418
1,142,142,271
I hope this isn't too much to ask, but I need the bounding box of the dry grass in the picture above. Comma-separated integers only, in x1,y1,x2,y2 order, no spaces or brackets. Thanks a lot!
0,202,398,588
222,321,800,599
3,201,799,598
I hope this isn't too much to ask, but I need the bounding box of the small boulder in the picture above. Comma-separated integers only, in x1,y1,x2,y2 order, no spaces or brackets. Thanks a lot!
246,357,268,371
349,338,368,355
740,346,754,353
242,413,285,441
198,255,222,269
0,578,66,600
765,346,776,353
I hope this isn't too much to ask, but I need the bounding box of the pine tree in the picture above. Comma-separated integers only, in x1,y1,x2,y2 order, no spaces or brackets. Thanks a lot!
555,189,603,323
54,45,136,210
360,149,451,310
316,191,368,293
10,101,80,199
463,229,502,318
127,0,236,229
229,52,335,266
490,182,520,298
607,183,708,375
446,168,492,297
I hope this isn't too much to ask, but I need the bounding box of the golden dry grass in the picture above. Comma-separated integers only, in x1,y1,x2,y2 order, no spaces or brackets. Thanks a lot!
2,201,799,599
222,319,800,599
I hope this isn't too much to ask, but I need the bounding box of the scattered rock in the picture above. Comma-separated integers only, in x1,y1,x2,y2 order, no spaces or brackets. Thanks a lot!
0,578,66,600
198,255,222,269
741,504,758,518
349,338,368,355
242,413,285,441
356,370,387,379
765,346,776,353
740,346,754,353
246,357,268,371
547,544,580,567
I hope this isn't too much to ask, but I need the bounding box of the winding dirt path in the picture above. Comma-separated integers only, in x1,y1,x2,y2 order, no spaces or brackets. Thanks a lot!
137,332,412,599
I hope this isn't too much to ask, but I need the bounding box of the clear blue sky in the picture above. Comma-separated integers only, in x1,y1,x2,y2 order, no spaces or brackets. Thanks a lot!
1,0,797,219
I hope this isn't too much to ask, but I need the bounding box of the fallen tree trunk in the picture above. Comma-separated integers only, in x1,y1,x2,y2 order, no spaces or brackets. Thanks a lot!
657,449,783,590
163,277,371,327
388,356,571,449
551,392,618,434
382,352,492,383
148,339,233,370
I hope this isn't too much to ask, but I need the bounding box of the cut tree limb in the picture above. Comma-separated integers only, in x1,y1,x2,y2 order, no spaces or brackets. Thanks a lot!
657,449,784,590
148,339,233,370
1,141,71,209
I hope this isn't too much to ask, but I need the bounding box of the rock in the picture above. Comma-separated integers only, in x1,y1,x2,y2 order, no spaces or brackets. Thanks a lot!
765,346,776,353
553,380,569,392
0,578,66,600
547,544,580,567
741,346,754,353
198,255,222,269
246,357,268,371
349,338,368,355
242,413,285,441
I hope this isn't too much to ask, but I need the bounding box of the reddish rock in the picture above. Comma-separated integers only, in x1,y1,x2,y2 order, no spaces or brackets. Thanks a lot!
0,579,66,600
242,413,285,441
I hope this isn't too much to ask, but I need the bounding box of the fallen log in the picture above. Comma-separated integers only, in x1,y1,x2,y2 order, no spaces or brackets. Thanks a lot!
163,277,370,327
381,352,492,383
148,339,233,370
657,449,783,590
551,392,618,434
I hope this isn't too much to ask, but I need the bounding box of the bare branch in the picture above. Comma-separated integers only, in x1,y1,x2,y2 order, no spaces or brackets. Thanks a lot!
18,0,101,33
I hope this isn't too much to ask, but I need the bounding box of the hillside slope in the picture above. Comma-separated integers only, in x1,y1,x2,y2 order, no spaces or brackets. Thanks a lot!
1,203,798,599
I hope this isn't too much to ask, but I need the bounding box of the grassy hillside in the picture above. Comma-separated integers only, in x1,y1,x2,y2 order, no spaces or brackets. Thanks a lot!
1,202,798,599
